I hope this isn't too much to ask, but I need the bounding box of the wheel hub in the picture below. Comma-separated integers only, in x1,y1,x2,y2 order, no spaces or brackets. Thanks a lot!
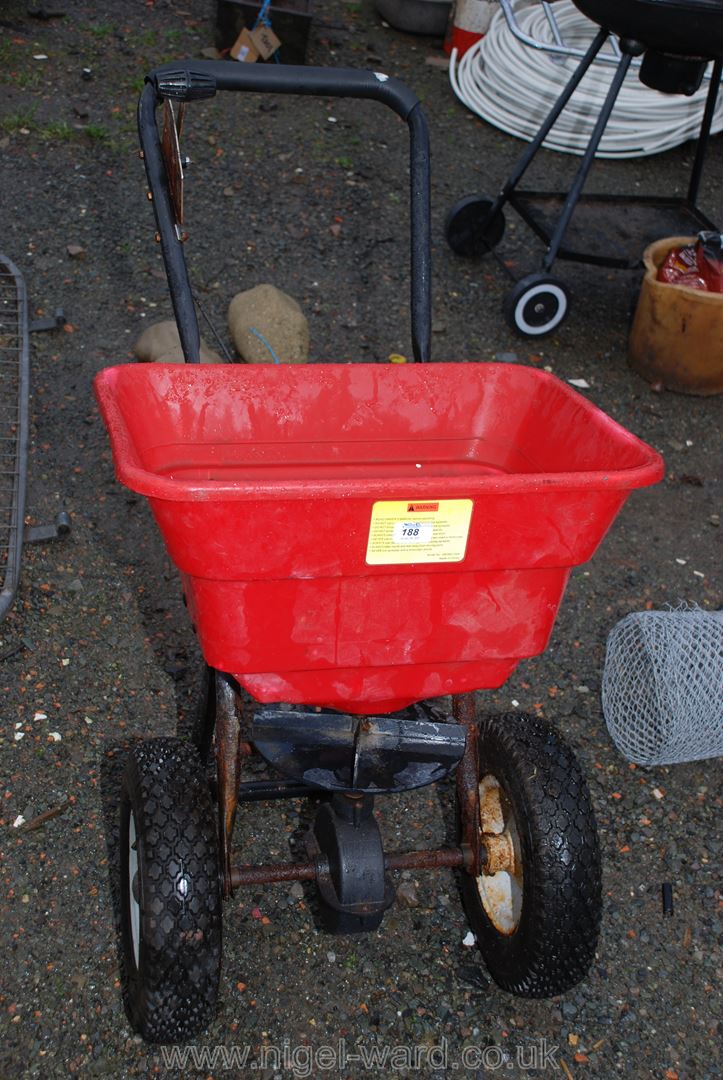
505,274,569,337
483,830,517,876
475,774,523,935
525,294,556,326
128,812,141,968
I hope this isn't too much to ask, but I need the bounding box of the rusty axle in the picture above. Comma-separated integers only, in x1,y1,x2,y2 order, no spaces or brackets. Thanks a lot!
229,845,467,889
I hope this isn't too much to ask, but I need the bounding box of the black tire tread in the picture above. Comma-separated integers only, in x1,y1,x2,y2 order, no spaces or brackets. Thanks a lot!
460,712,602,998
120,737,222,1043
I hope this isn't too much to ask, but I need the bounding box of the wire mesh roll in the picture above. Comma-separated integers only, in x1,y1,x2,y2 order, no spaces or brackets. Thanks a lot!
602,608,723,766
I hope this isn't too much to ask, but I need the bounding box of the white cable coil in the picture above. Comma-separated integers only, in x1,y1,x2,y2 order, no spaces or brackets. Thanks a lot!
449,0,723,158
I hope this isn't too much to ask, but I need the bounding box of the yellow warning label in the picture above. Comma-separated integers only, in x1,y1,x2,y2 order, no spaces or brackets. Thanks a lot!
365,499,473,565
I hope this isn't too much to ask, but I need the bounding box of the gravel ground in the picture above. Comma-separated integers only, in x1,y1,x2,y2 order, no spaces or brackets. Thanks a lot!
1,1,721,1078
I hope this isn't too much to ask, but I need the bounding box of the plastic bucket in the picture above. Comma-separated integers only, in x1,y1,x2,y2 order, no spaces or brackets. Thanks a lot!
629,236,723,396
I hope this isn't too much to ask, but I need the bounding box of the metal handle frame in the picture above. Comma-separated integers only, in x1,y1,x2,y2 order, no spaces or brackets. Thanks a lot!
138,60,432,363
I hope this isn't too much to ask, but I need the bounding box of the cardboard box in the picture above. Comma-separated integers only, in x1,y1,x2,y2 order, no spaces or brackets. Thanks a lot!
230,27,260,62
216,1,313,64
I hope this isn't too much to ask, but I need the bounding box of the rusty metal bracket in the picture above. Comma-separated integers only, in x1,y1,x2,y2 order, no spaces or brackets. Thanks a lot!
252,705,466,794
214,670,243,900
217,686,481,897
453,693,482,879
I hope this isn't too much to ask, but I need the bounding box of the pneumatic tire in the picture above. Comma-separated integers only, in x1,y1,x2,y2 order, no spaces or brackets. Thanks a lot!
119,737,222,1042
458,713,601,997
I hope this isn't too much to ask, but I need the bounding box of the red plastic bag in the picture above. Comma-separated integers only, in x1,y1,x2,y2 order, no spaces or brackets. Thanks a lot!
657,231,723,293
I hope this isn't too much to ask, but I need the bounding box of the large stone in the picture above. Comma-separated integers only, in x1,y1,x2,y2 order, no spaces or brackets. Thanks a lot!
133,319,223,363
228,284,309,364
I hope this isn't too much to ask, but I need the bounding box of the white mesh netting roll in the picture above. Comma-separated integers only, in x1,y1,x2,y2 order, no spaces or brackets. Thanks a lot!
602,607,723,766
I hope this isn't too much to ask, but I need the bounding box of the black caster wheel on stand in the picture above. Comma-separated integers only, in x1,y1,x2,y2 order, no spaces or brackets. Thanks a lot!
445,195,505,257
119,738,222,1042
504,273,570,337
311,794,395,934
458,713,601,998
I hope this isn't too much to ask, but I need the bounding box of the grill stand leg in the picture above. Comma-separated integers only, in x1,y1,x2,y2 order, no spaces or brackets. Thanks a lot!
479,27,609,235
687,57,722,207
542,42,640,272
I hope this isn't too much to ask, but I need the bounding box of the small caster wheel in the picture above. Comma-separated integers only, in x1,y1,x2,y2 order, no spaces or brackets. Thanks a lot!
504,273,570,337
120,738,222,1042
311,795,394,934
458,713,601,998
445,195,505,257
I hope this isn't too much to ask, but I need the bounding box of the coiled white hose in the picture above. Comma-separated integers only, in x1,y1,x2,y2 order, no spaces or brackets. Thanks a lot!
449,0,723,158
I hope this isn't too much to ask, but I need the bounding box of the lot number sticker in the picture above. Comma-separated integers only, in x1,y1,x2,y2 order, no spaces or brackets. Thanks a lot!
366,499,473,565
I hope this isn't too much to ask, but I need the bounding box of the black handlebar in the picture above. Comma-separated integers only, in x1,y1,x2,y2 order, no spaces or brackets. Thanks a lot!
138,60,432,363
150,60,422,117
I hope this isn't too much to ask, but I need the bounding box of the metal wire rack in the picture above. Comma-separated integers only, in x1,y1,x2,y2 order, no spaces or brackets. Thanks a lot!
0,255,30,621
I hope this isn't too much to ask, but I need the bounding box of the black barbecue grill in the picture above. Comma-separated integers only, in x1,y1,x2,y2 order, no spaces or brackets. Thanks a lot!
446,0,723,336
575,0,723,83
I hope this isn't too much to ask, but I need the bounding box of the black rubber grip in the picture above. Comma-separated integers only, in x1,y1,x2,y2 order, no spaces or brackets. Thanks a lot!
148,59,421,120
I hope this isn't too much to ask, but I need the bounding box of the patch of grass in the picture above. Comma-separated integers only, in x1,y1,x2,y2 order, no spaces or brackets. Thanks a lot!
0,107,37,134
3,115,119,146
84,123,110,143
84,22,114,38
0,40,44,88
40,120,76,142
5,67,43,89
111,136,138,155
335,156,354,169
111,71,146,103
0,38,22,72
